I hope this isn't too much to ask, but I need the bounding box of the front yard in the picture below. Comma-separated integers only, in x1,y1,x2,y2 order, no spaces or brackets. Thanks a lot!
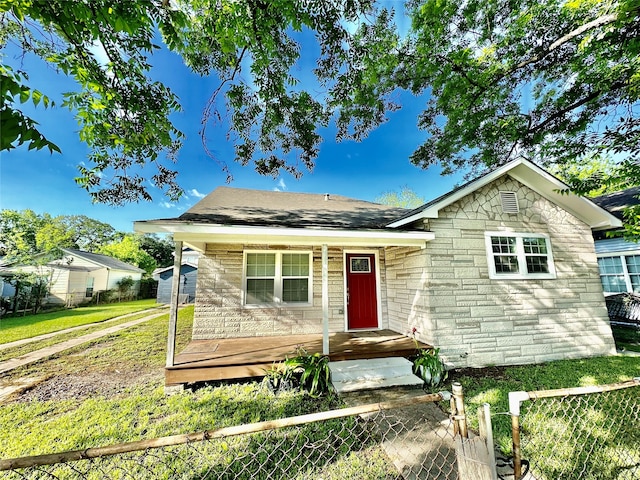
0,303,638,478
0,306,343,460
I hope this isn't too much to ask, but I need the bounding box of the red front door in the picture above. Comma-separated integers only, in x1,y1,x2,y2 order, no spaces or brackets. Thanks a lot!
346,253,379,330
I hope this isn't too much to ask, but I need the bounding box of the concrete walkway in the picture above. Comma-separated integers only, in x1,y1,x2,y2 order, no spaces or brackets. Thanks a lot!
0,309,169,376
0,306,168,352
341,387,458,480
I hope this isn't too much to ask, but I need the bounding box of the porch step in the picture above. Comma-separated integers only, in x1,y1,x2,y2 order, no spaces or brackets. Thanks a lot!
329,357,422,394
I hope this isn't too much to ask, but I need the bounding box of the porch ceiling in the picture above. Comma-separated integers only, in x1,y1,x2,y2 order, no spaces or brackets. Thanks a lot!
135,222,434,249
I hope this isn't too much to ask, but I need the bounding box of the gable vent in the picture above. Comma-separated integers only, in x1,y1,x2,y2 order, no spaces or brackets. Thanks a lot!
499,191,519,214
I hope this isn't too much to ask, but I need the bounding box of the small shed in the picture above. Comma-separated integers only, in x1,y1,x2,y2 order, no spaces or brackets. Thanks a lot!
156,262,198,304
153,248,200,304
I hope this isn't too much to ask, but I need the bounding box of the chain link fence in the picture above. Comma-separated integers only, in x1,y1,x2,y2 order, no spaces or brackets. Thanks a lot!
509,378,640,480
12,376,636,480
1,391,493,480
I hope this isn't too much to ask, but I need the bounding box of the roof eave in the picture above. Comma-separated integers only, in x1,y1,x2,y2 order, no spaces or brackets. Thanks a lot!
134,221,434,248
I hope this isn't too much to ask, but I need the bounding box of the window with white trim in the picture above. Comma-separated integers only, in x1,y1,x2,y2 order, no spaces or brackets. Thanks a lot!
244,251,312,305
485,232,556,279
598,254,640,294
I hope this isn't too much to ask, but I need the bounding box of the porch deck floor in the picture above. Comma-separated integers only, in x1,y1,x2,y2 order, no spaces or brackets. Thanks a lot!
166,330,429,385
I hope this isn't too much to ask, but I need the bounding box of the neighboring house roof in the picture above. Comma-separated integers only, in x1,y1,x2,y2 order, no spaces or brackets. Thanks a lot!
171,186,408,229
0,249,144,280
56,249,145,273
153,261,198,276
388,158,622,230
592,186,640,221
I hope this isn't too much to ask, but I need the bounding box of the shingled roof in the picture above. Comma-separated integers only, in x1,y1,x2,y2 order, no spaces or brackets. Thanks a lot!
61,249,145,273
176,186,409,229
592,186,640,220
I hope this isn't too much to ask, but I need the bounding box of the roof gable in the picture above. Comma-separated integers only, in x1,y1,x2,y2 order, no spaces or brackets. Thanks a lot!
388,158,622,231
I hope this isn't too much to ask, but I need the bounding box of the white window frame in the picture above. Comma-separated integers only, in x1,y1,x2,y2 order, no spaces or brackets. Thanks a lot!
242,250,313,307
484,232,556,280
597,253,640,294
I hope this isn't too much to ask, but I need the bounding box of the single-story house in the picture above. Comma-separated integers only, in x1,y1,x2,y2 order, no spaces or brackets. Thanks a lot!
591,186,640,295
153,248,200,304
1,248,145,307
135,158,621,386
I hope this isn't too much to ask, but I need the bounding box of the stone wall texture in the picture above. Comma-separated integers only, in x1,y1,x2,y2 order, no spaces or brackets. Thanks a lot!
394,175,616,367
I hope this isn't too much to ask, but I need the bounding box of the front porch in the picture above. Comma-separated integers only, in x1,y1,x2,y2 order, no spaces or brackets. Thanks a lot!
166,330,430,386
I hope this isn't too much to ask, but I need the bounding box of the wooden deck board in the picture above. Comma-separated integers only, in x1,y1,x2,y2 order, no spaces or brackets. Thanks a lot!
166,330,428,385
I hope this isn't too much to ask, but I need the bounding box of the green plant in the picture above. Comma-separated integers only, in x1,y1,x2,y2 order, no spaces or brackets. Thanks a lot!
264,362,297,394
407,326,447,389
266,348,332,397
412,348,447,389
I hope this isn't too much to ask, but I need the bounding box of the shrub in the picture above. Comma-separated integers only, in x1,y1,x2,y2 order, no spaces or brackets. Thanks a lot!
265,348,332,397
412,347,447,389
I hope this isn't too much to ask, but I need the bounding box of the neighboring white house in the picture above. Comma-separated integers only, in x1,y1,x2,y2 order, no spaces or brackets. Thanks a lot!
1,248,145,307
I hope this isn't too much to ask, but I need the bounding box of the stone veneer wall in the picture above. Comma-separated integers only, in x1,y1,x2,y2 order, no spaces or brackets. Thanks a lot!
192,244,388,339
386,175,616,368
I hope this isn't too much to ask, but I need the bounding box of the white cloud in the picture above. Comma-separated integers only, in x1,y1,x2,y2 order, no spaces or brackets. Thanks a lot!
188,188,206,199
159,201,176,209
273,178,287,191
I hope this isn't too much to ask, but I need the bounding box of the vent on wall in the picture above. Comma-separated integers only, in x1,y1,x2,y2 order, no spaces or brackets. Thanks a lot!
499,191,519,214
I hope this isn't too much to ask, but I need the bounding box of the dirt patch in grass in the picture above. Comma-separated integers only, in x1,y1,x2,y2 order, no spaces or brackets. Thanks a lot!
15,368,162,403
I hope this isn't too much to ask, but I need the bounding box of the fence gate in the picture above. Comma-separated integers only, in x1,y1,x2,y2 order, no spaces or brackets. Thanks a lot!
451,382,498,480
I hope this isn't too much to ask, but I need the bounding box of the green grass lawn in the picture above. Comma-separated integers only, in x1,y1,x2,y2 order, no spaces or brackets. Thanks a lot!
0,306,347,457
0,310,167,363
0,299,159,344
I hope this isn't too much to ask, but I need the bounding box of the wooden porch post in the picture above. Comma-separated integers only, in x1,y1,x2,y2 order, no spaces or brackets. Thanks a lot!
322,244,329,355
166,241,183,368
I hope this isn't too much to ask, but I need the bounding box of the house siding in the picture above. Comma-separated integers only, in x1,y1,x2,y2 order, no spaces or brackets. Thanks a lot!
595,237,640,255
106,270,142,291
194,245,333,339
157,264,198,304
397,175,616,368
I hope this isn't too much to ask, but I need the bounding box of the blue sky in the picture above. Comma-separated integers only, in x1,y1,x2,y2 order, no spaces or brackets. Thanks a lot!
0,20,466,233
